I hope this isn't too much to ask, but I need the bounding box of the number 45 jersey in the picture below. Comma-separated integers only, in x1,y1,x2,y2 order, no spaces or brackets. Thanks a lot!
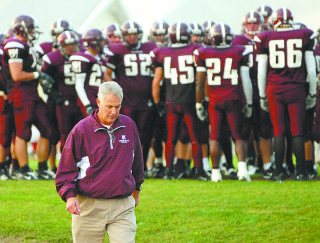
106,42,157,110
254,28,316,91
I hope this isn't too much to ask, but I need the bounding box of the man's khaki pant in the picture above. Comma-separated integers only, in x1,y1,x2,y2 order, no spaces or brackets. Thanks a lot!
72,195,137,243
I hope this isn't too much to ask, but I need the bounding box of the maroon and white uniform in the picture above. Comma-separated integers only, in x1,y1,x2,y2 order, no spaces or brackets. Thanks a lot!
70,51,106,114
233,34,273,140
255,28,316,137
194,44,251,141
2,37,53,142
0,46,15,149
106,42,157,163
35,42,54,61
42,50,84,148
150,43,203,168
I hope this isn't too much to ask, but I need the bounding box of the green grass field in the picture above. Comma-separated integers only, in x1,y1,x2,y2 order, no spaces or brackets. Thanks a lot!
1,170,320,243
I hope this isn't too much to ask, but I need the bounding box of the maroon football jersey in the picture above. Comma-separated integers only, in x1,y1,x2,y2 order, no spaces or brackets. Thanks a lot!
195,45,250,102
255,28,316,92
106,42,157,110
3,37,39,103
150,44,202,104
0,47,5,92
70,51,106,106
42,50,78,103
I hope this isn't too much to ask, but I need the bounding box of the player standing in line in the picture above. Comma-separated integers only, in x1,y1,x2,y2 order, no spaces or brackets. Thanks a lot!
255,7,317,181
233,11,274,178
151,21,209,181
71,28,107,117
195,23,252,182
41,30,84,153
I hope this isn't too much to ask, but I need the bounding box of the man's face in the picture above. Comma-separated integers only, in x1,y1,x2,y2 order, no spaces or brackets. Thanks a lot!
97,92,121,126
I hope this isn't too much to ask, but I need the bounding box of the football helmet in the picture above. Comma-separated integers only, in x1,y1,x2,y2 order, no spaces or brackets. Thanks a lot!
104,23,123,44
202,20,215,45
190,22,205,44
270,7,294,30
58,30,80,58
121,20,143,49
242,11,264,38
0,33,4,46
257,5,273,31
169,21,191,44
12,15,40,42
4,28,14,39
293,22,308,30
82,28,105,54
51,19,72,45
150,20,170,47
208,23,233,46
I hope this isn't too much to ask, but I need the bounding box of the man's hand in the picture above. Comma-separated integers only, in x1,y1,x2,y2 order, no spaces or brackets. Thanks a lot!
242,104,252,118
260,96,269,112
154,101,165,118
132,190,140,207
66,197,80,215
306,93,316,110
195,102,208,121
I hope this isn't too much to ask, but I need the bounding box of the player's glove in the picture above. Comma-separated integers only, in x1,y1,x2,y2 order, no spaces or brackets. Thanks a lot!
38,72,55,94
242,104,253,118
85,105,94,115
260,96,269,112
196,102,208,121
154,101,166,118
306,93,316,110
49,90,64,106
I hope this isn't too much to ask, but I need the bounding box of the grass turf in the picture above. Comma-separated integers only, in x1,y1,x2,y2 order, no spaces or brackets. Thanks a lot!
0,176,319,243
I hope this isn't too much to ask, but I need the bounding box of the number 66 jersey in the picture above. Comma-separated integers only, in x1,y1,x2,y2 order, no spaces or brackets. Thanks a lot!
254,28,316,91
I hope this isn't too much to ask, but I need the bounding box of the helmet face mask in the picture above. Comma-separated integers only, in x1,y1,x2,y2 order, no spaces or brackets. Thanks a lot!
150,20,169,47
243,11,263,38
51,19,71,46
104,23,123,44
190,22,204,44
121,20,143,49
82,28,105,54
58,31,80,58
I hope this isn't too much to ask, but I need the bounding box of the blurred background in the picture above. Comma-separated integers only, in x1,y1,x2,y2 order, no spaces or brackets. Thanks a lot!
0,0,319,43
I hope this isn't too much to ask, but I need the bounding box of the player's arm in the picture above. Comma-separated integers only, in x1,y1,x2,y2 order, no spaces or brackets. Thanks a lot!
240,65,252,105
257,54,268,98
104,67,114,81
305,50,317,96
152,67,163,104
196,71,206,103
9,61,37,82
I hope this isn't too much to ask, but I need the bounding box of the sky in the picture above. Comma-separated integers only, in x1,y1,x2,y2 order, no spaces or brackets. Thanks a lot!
0,0,319,43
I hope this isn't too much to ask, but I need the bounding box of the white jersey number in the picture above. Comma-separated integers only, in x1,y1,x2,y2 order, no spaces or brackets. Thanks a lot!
269,39,302,68
124,53,152,76
64,63,76,85
206,58,238,85
164,55,194,85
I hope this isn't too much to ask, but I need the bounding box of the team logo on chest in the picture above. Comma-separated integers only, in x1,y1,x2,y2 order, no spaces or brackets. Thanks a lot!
119,135,129,143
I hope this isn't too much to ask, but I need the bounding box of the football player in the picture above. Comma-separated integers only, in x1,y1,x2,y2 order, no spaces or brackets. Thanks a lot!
42,31,84,153
255,7,317,181
195,23,252,182
233,11,274,178
151,21,209,181
147,19,170,178
190,22,205,45
2,15,56,180
70,28,107,117
202,20,215,45
105,20,157,176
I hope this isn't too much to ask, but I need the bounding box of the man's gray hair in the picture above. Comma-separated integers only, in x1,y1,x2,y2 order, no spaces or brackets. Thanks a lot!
98,81,123,101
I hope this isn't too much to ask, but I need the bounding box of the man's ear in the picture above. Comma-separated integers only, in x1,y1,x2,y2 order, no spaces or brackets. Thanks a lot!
96,98,100,107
